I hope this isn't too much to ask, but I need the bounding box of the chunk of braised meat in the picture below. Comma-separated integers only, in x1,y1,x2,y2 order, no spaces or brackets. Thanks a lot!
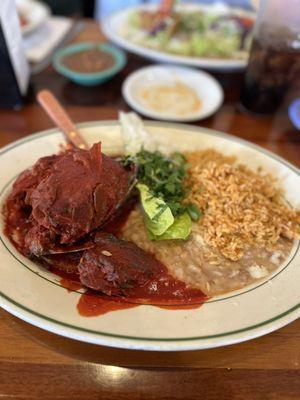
27,143,134,244
6,143,135,256
5,154,63,255
5,154,60,227
78,233,163,296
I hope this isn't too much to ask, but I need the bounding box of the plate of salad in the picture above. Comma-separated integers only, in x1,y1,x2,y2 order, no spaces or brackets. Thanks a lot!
102,2,255,71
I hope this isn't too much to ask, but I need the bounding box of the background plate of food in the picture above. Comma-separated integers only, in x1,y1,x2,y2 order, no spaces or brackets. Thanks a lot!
16,0,50,36
102,2,255,71
0,116,299,351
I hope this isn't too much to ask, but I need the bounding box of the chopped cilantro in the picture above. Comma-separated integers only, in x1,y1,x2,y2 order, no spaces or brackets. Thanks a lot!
122,149,201,220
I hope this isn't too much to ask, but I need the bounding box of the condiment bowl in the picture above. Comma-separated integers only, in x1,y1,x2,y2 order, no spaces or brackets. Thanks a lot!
52,42,127,86
122,65,224,122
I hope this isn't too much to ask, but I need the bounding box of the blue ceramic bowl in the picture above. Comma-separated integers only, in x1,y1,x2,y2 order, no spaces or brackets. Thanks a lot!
52,42,127,86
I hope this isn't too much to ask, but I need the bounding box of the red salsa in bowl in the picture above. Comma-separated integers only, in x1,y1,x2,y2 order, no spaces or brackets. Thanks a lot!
53,42,127,86
61,47,115,73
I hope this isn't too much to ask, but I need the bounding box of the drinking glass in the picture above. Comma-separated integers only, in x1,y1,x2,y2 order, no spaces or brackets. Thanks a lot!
240,0,300,114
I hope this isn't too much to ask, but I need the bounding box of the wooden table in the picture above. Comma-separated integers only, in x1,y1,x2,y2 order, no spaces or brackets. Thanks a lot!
0,21,299,400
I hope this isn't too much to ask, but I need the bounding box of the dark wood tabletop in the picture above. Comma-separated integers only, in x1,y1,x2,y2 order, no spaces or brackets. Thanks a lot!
0,20,299,400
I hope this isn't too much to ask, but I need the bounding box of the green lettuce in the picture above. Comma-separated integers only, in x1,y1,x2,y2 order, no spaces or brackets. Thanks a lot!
137,183,192,241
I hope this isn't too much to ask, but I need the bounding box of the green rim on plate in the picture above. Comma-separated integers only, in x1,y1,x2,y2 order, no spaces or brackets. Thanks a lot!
0,121,299,346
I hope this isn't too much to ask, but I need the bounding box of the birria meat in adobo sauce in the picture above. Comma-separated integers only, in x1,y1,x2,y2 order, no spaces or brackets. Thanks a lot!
4,143,207,316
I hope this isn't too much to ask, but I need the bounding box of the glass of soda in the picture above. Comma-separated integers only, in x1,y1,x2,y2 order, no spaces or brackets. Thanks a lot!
240,0,300,114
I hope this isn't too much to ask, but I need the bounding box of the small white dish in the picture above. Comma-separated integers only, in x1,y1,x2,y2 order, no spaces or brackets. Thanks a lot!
122,65,224,122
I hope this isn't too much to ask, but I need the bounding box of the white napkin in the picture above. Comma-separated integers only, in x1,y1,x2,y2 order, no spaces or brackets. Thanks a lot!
1,0,30,94
23,16,73,63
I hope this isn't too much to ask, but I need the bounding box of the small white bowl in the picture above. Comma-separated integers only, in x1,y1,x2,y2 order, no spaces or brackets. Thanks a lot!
122,65,224,122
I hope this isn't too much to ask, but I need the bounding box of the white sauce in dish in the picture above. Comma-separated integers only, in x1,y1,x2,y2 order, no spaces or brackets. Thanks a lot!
139,81,202,116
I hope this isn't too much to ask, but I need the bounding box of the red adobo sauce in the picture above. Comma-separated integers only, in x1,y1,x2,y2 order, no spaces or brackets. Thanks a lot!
100,195,138,237
4,191,207,317
77,268,207,317
77,293,137,317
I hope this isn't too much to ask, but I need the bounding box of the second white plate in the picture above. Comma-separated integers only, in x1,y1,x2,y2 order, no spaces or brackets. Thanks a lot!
103,3,255,71
122,65,224,122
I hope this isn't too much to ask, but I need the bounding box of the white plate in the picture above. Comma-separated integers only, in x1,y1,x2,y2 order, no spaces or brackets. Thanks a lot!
102,3,255,72
122,65,224,122
0,121,299,351
17,0,50,36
